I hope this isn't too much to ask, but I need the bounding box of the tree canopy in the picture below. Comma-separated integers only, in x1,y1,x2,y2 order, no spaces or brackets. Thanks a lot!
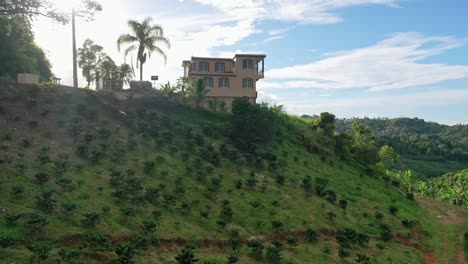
0,15,52,81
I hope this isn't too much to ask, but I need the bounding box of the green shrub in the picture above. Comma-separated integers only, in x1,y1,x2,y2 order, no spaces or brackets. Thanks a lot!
82,232,111,252
388,205,399,215
4,213,22,226
266,242,282,264
28,240,53,262
115,242,137,264
305,228,318,243
81,213,101,227
247,240,264,258
338,247,351,258
175,244,199,264
58,248,83,264
0,233,21,248
339,199,348,210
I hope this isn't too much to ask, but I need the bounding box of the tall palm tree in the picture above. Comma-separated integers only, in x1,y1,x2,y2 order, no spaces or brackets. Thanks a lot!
117,17,170,81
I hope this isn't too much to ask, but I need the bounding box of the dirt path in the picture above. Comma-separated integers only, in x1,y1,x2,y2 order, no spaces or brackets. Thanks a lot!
416,196,467,264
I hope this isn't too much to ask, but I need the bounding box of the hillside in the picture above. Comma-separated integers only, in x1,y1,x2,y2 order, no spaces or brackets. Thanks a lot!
0,83,466,264
335,118,468,178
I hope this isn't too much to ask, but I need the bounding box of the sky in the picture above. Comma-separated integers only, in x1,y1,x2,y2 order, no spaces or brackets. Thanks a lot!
33,0,468,125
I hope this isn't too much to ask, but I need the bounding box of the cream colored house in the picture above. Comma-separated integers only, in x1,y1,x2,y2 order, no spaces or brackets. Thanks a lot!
182,54,266,110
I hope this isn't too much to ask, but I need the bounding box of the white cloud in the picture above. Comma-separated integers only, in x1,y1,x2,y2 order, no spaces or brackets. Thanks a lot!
33,0,399,87
262,32,468,91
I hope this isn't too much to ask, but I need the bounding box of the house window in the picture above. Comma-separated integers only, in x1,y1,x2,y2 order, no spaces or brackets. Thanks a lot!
219,78,229,88
203,77,213,88
243,78,253,88
190,63,196,72
200,62,209,72
215,62,225,72
243,59,253,69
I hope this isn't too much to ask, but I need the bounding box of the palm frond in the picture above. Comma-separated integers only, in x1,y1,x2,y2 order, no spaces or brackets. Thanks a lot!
117,34,138,51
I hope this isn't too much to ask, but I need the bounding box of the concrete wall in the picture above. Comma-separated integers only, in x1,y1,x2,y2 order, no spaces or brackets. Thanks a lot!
17,73,40,85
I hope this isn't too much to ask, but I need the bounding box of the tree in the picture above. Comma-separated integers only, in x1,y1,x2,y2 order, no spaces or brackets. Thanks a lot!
77,39,105,87
0,16,52,81
116,63,134,86
175,244,199,264
0,0,68,23
377,145,400,171
188,79,209,107
117,17,170,81
98,56,117,80
159,82,176,97
317,112,336,136
177,76,189,96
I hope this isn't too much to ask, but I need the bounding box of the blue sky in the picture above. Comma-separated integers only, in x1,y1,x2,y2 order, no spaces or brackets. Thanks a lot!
35,0,468,124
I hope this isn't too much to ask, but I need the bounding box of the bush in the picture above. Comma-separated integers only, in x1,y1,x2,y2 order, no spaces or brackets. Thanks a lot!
401,219,417,229
247,240,264,258
305,228,318,243
266,242,282,264
327,211,337,221
81,213,101,227
0,233,20,248
380,224,393,242
338,247,351,258
4,213,22,226
175,244,199,264
36,191,56,213
28,240,54,262
82,232,112,252
388,205,399,215
115,242,137,264
356,254,371,264
229,98,281,153
227,254,239,264
339,199,348,210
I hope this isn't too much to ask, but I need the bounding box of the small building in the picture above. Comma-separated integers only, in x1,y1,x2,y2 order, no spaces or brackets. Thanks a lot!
182,54,266,110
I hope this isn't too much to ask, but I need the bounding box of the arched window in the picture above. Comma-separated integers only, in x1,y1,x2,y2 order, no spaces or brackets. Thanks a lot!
242,59,253,69
203,77,213,88
219,78,229,88
200,62,209,72
215,62,225,72
243,78,253,88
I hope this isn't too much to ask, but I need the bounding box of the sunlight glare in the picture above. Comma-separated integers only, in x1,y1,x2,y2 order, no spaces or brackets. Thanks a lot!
50,0,83,11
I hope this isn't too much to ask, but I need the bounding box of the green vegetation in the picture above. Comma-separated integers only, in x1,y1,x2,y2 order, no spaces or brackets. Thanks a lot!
335,117,468,178
0,84,464,263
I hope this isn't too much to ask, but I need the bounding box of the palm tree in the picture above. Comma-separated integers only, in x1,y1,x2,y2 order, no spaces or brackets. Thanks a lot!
159,82,176,97
98,56,117,80
116,63,134,86
189,79,209,107
117,17,170,81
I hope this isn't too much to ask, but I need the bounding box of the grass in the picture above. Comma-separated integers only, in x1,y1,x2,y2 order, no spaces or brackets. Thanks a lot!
0,84,460,263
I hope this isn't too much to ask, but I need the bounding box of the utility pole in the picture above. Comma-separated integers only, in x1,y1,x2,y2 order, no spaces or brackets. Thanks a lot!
72,9,78,88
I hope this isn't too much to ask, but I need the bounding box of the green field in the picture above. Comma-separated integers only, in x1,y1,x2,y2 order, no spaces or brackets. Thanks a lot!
0,84,465,263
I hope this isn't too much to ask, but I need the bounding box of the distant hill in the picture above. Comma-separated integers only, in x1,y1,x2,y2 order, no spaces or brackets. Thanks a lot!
334,117,468,178
1,83,464,263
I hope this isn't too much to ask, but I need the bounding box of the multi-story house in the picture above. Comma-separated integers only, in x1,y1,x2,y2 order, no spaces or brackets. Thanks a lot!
182,54,266,110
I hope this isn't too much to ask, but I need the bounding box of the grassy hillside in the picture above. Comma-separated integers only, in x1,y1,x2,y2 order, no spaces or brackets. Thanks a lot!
0,83,464,263
335,118,468,178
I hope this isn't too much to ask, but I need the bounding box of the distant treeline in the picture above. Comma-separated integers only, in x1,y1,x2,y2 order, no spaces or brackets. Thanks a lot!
332,117,468,177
